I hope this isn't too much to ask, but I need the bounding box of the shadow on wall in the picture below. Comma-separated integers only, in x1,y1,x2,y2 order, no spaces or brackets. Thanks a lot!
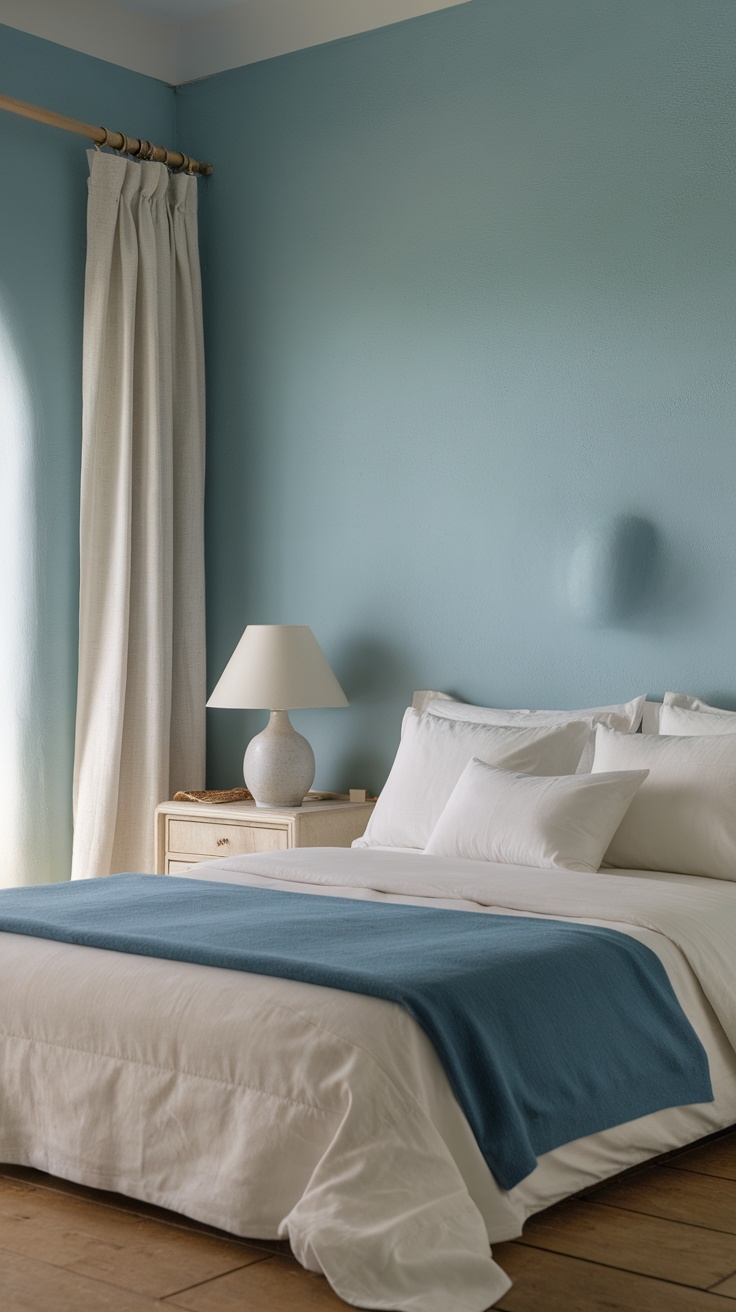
329,634,424,786
700,693,736,712
565,515,704,635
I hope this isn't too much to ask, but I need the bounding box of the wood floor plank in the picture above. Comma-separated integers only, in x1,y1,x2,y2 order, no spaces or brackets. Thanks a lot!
0,1164,259,1241
0,1243,162,1311
60,1218,265,1300
671,1133,736,1182
520,1198,736,1288
3,1136,736,1311
493,1244,736,1311
593,1165,736,1234
0,1175,265,1298
164,1254,354,1311
0,1166,293,1260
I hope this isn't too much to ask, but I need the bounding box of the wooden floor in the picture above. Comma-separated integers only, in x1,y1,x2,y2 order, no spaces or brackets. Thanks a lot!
1,1131,735,1310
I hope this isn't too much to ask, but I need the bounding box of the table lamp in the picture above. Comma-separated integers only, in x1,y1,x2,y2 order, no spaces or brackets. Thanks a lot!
206,625,348,807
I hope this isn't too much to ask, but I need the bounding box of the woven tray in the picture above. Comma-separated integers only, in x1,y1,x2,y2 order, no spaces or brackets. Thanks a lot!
173,788,253,804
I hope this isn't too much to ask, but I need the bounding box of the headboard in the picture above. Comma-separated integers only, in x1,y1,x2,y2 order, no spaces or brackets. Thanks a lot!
640,701,662,734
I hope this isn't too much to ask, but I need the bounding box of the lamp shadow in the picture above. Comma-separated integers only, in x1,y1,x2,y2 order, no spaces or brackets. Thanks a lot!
327,636,423,790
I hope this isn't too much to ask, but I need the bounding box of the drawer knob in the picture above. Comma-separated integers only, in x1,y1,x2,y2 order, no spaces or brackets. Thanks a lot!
216,837,230,847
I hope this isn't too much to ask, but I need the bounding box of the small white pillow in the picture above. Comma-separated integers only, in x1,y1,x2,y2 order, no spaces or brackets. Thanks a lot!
592,725,736,881
357,711,590,851
663,691,730,714
426,695,645,772
425,758,648,872
660,700,736,736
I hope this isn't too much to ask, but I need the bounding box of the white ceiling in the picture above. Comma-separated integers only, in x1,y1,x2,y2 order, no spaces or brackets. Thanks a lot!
112,0,233,20
0,0,472,84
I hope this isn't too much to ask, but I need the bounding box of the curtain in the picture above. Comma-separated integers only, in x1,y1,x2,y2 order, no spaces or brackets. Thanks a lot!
71,151,206,879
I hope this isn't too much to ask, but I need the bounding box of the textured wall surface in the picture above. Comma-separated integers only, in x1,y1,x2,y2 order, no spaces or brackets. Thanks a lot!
177,0,736,794
0,25,174,881
4,1,735,833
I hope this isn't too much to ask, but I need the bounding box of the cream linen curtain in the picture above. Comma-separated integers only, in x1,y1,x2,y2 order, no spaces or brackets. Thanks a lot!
71,151,206,879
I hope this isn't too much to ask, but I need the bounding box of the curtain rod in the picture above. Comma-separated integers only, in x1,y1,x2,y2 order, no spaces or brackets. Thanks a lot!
0,92,213,177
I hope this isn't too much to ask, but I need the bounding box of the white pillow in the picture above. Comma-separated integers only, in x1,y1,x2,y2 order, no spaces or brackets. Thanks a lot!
592,725,736,881
426,694,645,732
660,702,736,736
425,758,648,872
356,711,590,851
426,694,646,772
663,691,730,714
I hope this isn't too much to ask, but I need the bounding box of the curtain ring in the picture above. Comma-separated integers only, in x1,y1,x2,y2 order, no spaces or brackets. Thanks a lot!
97,127,110,150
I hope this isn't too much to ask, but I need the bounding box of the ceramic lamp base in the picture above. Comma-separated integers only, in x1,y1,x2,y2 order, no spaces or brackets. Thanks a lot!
244,710,315,808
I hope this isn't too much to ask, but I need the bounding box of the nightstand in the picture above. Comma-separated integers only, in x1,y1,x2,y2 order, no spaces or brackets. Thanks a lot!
154,797,375,875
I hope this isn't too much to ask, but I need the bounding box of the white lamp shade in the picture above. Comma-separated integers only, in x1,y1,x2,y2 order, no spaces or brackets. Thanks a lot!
206,625,348,710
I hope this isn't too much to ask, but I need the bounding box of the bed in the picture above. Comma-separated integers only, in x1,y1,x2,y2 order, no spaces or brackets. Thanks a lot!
2,692,736,1311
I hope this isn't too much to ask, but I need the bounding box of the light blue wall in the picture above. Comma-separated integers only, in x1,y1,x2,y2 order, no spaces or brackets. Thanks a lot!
0,26,174,881
177,0,736,793
4,0,734,826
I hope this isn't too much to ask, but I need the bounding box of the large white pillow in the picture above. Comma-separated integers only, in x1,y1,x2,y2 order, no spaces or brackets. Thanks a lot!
426,694,645,772
660,702,736,736
659,694,736,737
592,725,736,881
424,758,648,872
356,712,590,851
426,694,645,733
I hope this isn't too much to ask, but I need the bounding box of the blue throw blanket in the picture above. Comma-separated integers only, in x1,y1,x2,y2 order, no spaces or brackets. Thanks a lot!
0,874,712,1189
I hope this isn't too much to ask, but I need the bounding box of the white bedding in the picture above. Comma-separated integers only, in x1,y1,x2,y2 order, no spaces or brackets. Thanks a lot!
1,847,735,1311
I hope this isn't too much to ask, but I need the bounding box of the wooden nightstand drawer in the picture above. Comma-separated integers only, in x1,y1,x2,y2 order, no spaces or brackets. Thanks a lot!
155,797,375,874
167,818,288,858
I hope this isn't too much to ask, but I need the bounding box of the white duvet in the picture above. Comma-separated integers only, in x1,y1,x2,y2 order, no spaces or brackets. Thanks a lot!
1,847,735,1311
